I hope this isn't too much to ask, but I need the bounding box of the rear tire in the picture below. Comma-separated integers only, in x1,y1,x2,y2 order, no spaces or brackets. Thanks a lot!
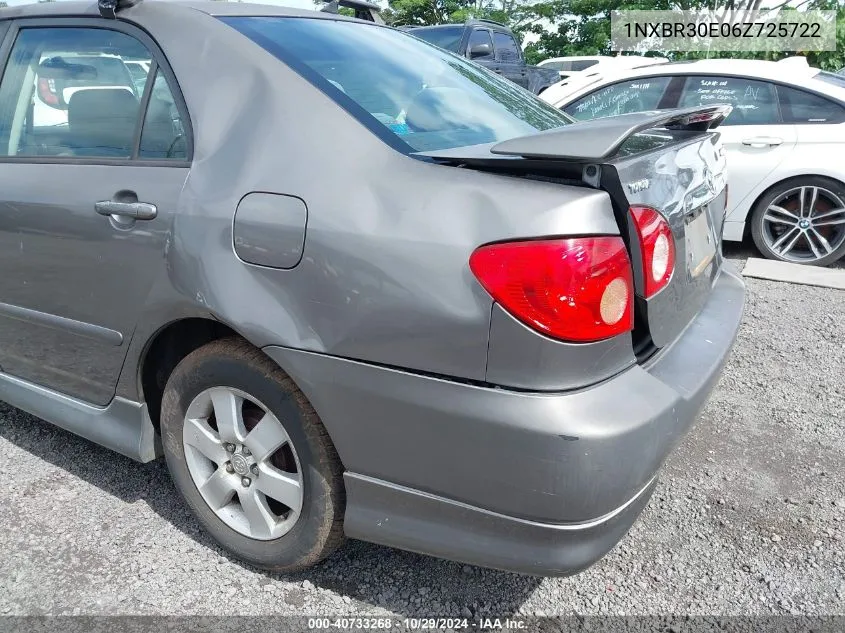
159,337,345,571
750,176,845,266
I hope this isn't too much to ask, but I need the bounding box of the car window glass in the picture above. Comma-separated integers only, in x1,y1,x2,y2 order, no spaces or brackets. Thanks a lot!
777,85,845,123
139,69,188,159
0,27,151,158
816,70,845,89
467,29,493,60
407,26,463,53
563,77,672,121
571,60,598,71
223,17,569,153
492,32,520,63
678,76,779,126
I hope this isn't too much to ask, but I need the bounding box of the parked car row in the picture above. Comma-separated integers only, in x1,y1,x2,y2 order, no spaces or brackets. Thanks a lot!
399,18,845,267
403,19,560,95
537,54,668,81
0,0,743,579
539,57,845,266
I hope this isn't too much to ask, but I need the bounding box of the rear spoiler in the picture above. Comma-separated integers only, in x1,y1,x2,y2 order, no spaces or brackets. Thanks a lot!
489,105,732,162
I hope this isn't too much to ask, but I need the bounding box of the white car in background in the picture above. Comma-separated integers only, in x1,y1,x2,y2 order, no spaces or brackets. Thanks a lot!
538,55,668,81
541,57,845,266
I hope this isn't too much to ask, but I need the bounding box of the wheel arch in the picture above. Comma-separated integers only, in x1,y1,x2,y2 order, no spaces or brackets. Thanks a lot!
138,317,241,431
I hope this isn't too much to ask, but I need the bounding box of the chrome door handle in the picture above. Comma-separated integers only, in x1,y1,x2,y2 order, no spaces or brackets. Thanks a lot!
95,200,157,220
741,137,783,148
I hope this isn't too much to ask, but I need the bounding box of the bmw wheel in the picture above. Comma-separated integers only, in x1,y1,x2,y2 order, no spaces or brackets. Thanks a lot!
751,177,845,266
160,338,345,571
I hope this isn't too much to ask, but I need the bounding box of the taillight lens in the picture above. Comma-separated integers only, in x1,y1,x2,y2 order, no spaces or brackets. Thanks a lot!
469,237,634,343
38,78,59,106
630,206,675,298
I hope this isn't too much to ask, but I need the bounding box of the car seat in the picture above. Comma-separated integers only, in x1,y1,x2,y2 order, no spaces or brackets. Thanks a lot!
67,88,139,157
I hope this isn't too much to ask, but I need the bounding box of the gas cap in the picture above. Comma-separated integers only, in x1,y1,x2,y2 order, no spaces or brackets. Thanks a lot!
233,192,307,269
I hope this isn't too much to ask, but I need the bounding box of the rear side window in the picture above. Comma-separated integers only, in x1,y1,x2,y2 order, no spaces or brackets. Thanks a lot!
542,60,598,72
407,26,463,53
678,76,779,126
493,32,520,63
816,70,845,88
563,77,672,121
777,85,845,123
223,17,569,153
467,28,493,60
0,26,187,160
139,69,188,159
571,60,599,71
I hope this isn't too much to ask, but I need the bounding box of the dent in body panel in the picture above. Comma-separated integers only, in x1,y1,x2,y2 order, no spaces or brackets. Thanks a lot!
132,4,624,383
611,133,728,348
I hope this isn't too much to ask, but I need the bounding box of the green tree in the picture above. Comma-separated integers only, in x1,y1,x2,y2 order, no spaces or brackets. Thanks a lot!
520,0,843,69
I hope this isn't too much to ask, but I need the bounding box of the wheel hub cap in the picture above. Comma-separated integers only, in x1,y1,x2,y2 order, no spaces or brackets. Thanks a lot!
230,452,252,476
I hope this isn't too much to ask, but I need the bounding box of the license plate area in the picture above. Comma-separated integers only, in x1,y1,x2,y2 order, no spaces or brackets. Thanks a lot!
686,207,716,278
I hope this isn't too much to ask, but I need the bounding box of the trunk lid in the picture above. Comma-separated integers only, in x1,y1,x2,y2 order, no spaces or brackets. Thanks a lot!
418,105,730,357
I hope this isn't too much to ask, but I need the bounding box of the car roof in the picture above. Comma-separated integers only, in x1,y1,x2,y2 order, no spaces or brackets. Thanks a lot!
405,24,463,30
0,0,356,20
406,19,510,32
590,57,830,86
542,56,614,63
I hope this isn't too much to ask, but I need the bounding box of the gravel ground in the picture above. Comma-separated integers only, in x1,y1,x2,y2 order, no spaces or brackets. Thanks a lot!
0,246,843,618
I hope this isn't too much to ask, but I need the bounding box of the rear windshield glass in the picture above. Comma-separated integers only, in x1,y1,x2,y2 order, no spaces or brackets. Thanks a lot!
222,17,569,153
816,71,845,90
406,26,463,53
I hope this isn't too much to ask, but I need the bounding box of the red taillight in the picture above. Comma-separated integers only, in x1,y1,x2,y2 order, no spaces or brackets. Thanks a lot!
469,237,634,343
630,206,675,298
38,78,59,106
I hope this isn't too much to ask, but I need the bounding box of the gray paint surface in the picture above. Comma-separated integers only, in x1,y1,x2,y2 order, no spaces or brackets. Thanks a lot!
263,267,743,526
234,193,307,269
0,162,187,405
0,1,745,574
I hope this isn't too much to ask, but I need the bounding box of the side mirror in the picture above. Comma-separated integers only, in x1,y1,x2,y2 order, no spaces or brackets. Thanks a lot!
469,43,492,59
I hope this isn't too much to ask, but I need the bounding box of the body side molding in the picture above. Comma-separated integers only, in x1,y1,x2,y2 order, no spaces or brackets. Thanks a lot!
0,301,123,346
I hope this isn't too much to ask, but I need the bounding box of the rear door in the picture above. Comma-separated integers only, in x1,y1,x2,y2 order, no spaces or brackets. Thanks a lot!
676,75,797,222
0,20,191,406
491,31,527,89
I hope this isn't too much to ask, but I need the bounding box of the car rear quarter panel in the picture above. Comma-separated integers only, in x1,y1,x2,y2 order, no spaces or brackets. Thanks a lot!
116,4,623,398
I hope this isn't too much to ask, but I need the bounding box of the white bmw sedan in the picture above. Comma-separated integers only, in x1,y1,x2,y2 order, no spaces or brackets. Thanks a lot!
541,58,845,266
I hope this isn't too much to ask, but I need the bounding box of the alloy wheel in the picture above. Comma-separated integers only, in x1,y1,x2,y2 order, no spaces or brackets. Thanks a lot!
761,186,845,263
182,387,303,540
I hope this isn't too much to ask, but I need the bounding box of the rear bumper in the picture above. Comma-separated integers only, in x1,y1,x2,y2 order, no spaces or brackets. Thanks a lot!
264,264,745,575
344,472,657,577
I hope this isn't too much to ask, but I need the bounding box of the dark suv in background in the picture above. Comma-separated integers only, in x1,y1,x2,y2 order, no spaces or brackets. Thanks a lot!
405,19,559,95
